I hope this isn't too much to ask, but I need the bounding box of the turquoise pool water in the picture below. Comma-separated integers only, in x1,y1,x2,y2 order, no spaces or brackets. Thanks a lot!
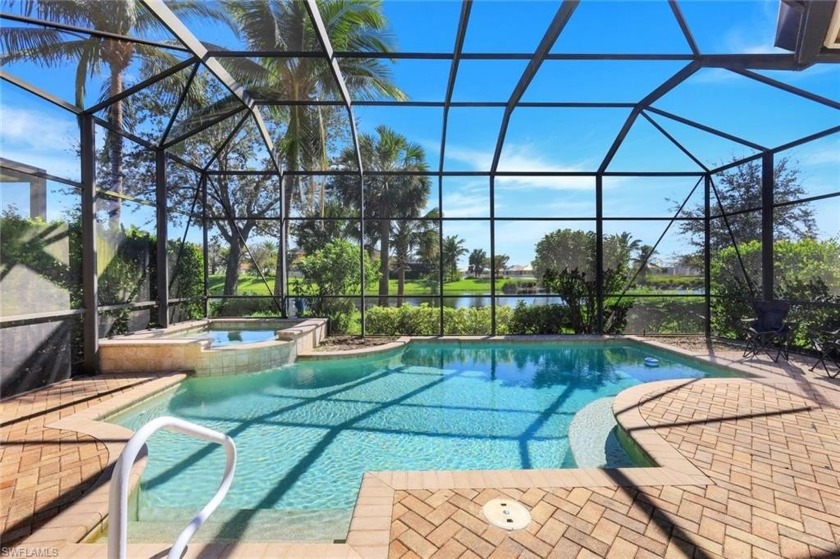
110,341,728,540
166,327,276,346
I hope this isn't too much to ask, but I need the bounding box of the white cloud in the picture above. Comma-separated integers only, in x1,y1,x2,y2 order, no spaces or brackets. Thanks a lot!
1,106,79,179
445,142,601,191
442,185,490,218
798,144,840,166
721,0,787,55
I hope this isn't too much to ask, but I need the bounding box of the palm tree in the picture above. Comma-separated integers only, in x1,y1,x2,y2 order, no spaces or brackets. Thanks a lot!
1,0,229,226
468,249,488,278
221,0,406,299
492,254,510,277
610,231,641,272
334,125,430,305
441,235,467,283
633,244,656,280
392,209,438,306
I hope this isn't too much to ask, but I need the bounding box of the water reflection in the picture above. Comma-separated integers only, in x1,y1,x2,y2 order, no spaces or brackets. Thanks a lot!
363,296,566,309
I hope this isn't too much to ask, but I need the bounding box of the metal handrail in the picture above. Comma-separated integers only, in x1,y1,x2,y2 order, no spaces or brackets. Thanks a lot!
108,416,237,559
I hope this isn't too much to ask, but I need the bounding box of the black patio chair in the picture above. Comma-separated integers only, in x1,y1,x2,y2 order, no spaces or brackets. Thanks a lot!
742,300,794,362
809,329,840,378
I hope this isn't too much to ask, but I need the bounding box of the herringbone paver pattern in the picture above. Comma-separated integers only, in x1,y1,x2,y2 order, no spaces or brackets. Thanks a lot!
0,374,168,545
389,381,840,559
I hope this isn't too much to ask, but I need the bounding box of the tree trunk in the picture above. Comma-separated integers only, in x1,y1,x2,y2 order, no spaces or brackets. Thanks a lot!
378,217,390,306
106,66,125,229
274,171,296,301
397,264,405,307
224,240,242,296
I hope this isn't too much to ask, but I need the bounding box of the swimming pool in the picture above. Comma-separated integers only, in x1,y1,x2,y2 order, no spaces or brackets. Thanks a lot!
109,340,729,541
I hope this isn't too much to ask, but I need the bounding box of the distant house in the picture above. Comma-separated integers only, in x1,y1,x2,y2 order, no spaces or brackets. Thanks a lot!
658,265,701,277
505,264,534,278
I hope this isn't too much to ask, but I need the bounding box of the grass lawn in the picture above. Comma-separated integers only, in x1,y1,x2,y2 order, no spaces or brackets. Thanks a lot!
208,275,497,296
208,275,275,295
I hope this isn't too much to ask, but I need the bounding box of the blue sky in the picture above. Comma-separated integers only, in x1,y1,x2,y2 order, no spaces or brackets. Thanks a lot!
1,0,838,269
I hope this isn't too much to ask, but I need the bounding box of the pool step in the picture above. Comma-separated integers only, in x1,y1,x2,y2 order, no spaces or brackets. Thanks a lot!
113,508,351,543
568,397,634,468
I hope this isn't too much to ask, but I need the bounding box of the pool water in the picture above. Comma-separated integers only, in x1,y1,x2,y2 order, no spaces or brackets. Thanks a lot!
166,327,277,346
110,341,727,541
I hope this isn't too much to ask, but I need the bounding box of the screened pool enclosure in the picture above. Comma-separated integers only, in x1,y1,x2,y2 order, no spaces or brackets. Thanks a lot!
1,0,838,395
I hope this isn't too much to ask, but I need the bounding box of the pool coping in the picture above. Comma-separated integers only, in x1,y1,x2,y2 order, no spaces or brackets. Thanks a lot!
19,335,763,558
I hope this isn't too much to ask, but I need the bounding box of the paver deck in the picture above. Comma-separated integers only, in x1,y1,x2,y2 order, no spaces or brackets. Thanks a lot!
0,374,165,544
1,338,839,558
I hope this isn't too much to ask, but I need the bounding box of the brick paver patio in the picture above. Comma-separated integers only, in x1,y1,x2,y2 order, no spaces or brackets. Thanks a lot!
389,379,840,558
1,339,839,558
0,374,178,545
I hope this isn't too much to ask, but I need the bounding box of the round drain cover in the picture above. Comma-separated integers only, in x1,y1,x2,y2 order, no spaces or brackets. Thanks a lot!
481,498,531,530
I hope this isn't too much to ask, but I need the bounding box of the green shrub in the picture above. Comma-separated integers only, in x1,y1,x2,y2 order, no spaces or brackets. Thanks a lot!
542,268,632,334
623,297,706,334
509,303,569,334
365,304,513,336
210,293,278,317
711,238,840,348
294,239,378,335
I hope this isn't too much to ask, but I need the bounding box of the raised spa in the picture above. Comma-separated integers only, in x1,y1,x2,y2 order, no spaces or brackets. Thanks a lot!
98,318,327,376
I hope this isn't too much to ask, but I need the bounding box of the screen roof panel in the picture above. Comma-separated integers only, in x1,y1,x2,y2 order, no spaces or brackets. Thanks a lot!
499,107,632,173
678,0,784,54
607,117,706,173
654,68,840,150
381,0,461,53
550,0,693,54
451,59,530,103
367,59,451,102
443,107,506,172
522,60,689,103
461,1,563,53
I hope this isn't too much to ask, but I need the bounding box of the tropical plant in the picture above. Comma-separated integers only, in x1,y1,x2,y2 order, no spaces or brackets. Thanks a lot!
0,0,230,225
333,125,431,304
293,238,379,334
291,198,356,256
468,249,488,277
168,239,204,321
542,267,631,334
632,244,656,280
221,0,405,298
441,235,467,283
392,210,438,306
532,228,639,280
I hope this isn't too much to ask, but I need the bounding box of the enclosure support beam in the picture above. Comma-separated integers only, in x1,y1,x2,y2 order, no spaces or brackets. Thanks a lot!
704,174,712,338
156,149,169,328
595,174,604,334
490,175,497,336
201,175,210,319
278,174,289,319
761,152,774,301
80,115,99,374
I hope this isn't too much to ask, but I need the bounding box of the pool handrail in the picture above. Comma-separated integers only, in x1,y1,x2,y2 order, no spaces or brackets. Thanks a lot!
107,416,237,559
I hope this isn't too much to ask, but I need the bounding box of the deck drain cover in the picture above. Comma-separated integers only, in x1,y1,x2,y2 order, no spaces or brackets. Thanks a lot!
481,498,531,530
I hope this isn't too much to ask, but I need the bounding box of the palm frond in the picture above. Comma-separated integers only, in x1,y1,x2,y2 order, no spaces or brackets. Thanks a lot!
134,0,235,37
221,0,286,50
9,0,92,27
1,28,90,65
